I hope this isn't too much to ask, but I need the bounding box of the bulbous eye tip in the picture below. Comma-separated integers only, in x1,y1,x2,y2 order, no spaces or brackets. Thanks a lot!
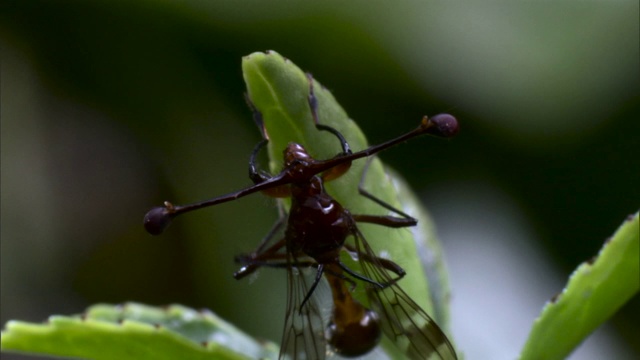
429,113,459,138
143,206,174,235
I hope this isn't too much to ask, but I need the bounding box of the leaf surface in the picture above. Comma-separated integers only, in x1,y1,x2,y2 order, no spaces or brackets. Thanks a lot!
520,212,640,360
1,303,279,360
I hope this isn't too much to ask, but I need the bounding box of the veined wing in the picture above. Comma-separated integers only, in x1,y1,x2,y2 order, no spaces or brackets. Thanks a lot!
352,229,458,360
280,258,327,360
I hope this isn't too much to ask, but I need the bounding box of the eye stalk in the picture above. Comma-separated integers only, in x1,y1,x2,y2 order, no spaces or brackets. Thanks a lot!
143,113,459,236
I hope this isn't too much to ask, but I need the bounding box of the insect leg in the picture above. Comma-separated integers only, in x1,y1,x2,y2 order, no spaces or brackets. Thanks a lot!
254,203,287,254
244,93,267,140
245,93,272,185
323,267,358,290
246,94,293,197
239,259,317,269
298,264,325,312
357,156,416,220
352,214,416,228
234,201,314,280
337,261,385,288
352,158,417,227
343,240,407,287
233,237,287,279
248,138,271,184
306,73,355,182
306,72,351,155
247,135,291,197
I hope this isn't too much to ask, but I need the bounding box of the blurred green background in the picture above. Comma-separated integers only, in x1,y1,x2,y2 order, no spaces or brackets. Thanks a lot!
1,1,638,359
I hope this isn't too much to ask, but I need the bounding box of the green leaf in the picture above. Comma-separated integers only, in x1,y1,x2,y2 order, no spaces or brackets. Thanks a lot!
1,302,279,360
242,51,454,351
520,211,640,360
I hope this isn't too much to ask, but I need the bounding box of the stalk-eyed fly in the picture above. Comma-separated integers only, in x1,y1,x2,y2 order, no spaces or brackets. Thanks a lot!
144,73,459,359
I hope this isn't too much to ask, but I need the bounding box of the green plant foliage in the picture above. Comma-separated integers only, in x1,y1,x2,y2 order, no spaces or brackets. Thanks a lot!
0,303,279,360
2,49,636,360
520,212,640,360
241,51,453,329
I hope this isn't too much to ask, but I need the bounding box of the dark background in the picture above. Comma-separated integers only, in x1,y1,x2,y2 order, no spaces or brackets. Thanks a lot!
1,1,638,359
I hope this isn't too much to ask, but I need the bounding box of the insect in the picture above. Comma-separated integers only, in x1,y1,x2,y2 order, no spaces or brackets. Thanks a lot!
144,73,459,359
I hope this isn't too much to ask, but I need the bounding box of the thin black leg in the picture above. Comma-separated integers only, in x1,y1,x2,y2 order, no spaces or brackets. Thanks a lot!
306,73,351,155
299,264,325,312
343,242,406,285
357,156,415,220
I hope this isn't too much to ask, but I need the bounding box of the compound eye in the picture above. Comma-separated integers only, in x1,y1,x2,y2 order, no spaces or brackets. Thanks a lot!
143,205,175,235
426,113,459,138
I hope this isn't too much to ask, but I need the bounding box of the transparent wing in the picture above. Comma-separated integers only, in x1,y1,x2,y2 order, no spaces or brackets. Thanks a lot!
352,229,458,360
280,260,327,360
